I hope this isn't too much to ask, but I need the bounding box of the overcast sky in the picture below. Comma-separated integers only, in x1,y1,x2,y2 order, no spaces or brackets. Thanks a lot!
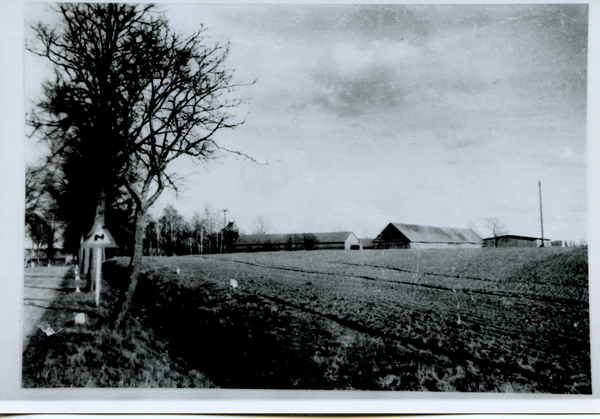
24,3,589,242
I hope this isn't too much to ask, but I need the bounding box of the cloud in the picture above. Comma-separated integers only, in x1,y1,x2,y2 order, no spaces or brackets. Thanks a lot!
312,64,401,117
214,5,430,44
543,146,586,169
444,138,478,150
215,3,587,137
308,39,418,117
241,159,294,195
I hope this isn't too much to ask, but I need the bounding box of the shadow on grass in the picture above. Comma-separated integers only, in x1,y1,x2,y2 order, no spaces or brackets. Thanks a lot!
26,256,589,391
130,266,425,390
24,286,77,292
125,255,591,392
22,267,114,386
22,261,214,388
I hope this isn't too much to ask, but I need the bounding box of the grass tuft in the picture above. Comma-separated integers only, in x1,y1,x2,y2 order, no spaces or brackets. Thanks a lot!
22,265,214,388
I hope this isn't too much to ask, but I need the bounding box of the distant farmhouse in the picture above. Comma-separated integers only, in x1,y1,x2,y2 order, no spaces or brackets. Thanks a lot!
234,232,361,252
372,223,483,249
483,235,552,248
24,248,74,267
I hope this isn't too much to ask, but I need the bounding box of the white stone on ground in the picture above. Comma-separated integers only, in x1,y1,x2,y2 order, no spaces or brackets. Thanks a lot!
75,313,86,324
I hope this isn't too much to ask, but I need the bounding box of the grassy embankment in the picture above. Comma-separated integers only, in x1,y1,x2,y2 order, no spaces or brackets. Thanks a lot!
23,247,590,391
22,265,214,388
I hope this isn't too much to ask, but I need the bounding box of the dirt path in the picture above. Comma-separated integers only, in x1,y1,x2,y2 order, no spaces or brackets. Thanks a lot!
22,266,74,350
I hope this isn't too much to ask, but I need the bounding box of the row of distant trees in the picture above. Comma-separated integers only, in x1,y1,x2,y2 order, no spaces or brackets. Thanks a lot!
25,163,139,258
25,166,59,262
25,3,254,327
25,168,240,258
144,204,238,256
26,158,268,260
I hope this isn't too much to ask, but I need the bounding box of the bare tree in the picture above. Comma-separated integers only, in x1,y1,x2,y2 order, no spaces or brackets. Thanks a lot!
197,204,220,254
25,165,59,264
28,4,252,327
159,205,184,256
143,215,158,256
25,166,47,263
484,217,509,247
253,215,271,235
25,166,45,222
466,222,482,237
190,211,204,254
202,204,219,237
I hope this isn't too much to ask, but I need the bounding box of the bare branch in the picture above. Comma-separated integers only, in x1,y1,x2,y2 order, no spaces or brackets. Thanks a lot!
28,3,254,325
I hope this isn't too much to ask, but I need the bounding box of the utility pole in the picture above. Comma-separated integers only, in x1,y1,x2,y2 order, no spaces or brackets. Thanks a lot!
222,209,228,253
539,181,545,247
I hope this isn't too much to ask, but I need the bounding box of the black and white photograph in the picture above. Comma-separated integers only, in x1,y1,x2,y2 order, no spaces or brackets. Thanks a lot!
1,0,599,413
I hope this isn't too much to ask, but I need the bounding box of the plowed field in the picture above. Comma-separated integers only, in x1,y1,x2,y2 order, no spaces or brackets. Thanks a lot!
111,246,590,392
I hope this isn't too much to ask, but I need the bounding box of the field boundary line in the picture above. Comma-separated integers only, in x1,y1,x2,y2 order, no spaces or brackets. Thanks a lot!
206,256,587,306
336,261,498,282
334,261,589,288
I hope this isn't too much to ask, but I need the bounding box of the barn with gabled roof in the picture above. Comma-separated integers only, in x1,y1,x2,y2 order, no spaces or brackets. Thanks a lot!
372,223,483,249
233,231,361,252
483,235,551,248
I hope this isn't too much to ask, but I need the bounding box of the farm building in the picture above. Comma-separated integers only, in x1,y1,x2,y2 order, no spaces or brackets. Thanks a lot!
483,235,552,248
360,238,375,249
372,223,483,249
24,248,74,266
234,232,361,252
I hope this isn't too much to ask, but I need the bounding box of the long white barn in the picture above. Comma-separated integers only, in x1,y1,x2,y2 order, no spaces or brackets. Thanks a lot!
234,231,361,252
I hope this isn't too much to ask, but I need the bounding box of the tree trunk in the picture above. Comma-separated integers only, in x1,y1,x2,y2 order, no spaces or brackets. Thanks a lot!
82,246,89,277
46,216,55,263
82,247,93,292
111,202,146,329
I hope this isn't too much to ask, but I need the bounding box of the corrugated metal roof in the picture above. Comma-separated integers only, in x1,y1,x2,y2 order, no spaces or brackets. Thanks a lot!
235,232,356,246
387,223,483,244
312,232,356,243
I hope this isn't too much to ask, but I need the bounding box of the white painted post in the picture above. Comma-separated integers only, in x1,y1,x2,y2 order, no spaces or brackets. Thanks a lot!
95,247,102,306
75,266,81,293
82,224,118,306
